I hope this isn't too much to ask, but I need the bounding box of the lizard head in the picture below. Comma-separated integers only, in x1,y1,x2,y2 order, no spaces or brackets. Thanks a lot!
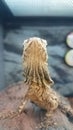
22,37,54,87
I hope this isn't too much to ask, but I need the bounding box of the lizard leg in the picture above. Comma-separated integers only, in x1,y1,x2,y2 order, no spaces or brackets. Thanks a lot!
9,95,29,119
18,97,28,113
42,110,57,128
42,100,58,128
46,110,54,118
0,91,28,118
0,95,29,120
18,94,29,113
39,110,56,129
7,96,29,119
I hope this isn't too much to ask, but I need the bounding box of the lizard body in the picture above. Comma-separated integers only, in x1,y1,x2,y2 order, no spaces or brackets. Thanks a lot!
22,37,73,116
0,37,73,125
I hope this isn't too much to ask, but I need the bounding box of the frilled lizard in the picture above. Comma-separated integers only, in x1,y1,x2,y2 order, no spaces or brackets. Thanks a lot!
0,37,73,127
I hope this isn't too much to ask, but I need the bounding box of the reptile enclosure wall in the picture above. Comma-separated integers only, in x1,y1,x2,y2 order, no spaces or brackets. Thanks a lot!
0,12,73,130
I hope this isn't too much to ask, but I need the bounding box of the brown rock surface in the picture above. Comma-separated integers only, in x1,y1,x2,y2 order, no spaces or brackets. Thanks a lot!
0,82,73,130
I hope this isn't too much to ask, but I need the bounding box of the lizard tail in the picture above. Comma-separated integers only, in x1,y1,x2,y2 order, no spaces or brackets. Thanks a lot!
58,100,73,118
0,110,20,120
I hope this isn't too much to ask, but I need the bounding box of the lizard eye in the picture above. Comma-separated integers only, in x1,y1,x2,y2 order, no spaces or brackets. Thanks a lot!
23,39,29,46
22,39,30,50
41,39,47,47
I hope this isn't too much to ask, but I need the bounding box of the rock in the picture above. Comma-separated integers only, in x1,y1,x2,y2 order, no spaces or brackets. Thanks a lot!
0,82,73,130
